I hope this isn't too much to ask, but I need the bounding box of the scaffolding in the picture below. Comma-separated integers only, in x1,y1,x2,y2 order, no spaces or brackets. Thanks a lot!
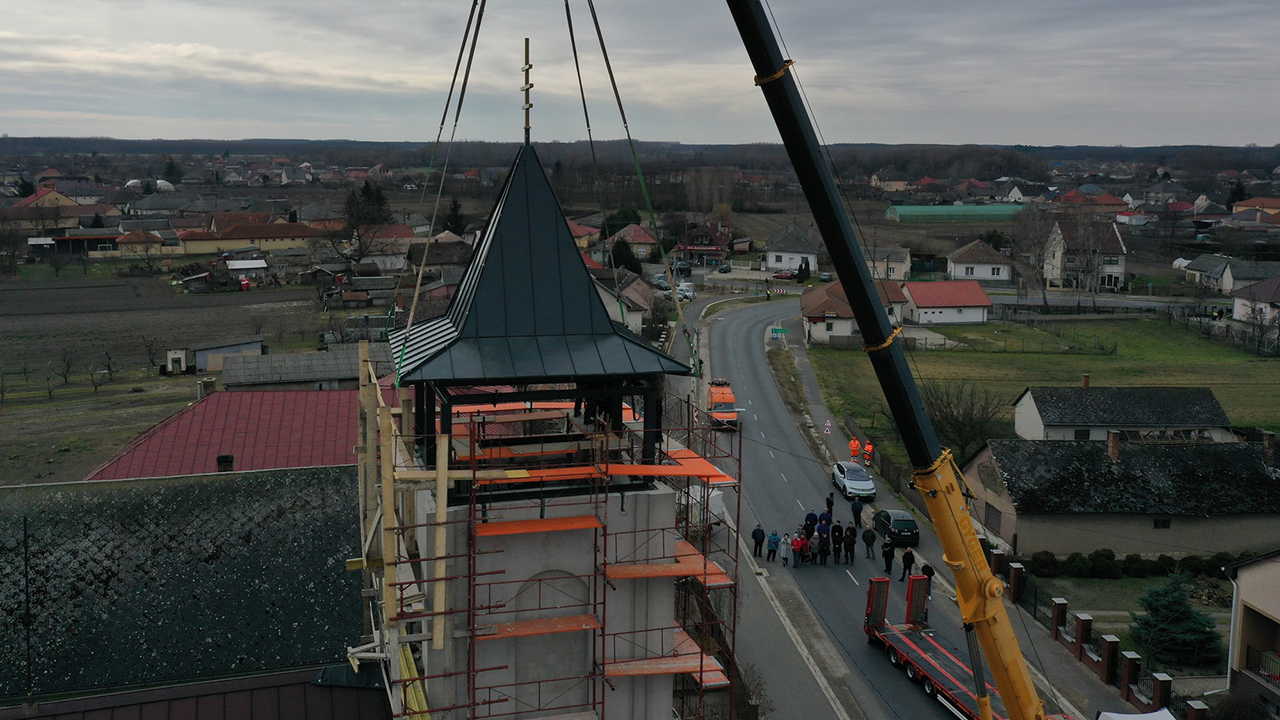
352,344,742,720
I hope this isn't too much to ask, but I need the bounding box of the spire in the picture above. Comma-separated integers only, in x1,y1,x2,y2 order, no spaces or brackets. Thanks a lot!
522,37,533,146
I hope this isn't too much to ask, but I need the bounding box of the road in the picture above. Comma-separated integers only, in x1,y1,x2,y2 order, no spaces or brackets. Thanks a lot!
709,298,1010,720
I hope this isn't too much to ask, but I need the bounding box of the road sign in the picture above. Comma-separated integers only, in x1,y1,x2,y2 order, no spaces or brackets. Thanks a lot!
770,333,779,340
823,426,831,435
824,419,832,426
773,327,788,333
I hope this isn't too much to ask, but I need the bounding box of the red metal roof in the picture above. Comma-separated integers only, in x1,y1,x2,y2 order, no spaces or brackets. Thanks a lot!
86,391,358,481
902,280,992,308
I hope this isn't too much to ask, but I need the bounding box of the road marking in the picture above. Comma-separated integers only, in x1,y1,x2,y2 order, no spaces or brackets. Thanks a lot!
769,450,775,459
845,569,859,585
796,499,804,510
748,399,753,406
754,413,759,421
781,472,788,483
760,431,766,439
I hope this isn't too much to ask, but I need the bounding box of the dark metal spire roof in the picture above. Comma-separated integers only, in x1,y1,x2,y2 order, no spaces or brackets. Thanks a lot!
390,145,689,383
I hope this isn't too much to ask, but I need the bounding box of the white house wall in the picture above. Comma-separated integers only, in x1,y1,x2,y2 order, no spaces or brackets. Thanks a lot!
1013,394,1045,440
906,305,987,324
767,251,817,271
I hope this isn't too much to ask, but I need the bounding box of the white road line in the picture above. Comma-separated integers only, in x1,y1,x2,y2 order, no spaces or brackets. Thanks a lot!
748,399,753,405
760,431,766,439
769,450,775,459
781,472,788,483
796,499,804,510
845,569,860,585
754,413,759,421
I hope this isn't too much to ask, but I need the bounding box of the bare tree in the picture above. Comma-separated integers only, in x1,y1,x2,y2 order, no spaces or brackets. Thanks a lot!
1012,207,1056,312
140,336,162,367
0,367,6,405
100,346,119,382
120,233,165,271
920,380,1009,460
87,362,107,393
56,348,76,385
44,370,55,400
1068,213,1106,309
47,253,71,278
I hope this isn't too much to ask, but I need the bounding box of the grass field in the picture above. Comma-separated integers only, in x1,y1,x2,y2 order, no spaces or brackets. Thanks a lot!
811,317,1280,467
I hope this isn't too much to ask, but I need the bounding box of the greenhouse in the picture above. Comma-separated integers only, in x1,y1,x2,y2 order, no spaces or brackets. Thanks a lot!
884,204,1024,223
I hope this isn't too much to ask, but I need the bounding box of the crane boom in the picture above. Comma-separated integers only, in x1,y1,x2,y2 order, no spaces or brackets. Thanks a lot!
723,3,1048,720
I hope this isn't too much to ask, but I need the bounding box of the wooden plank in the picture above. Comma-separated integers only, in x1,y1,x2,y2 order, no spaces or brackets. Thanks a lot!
474,515,603,537
476,614,601,641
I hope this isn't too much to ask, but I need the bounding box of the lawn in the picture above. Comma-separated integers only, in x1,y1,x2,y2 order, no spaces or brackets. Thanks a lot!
811,317,1280,465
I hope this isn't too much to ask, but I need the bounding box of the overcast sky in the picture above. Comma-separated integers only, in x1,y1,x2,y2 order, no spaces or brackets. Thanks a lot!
1,1,1276,147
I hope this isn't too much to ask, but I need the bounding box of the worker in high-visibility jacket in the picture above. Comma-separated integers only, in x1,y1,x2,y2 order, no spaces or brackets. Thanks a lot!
863,441,875,466
849,437,862,462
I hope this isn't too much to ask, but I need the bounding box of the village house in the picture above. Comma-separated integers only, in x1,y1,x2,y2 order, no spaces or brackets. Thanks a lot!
1013,384,1236,443
165,336,264,374
1182,253,1232,290
1225,549,1280,718
1043,220,1128,291
221,344,393,391
763,224,820,271
1232,275,1280,337
900,280,991,324
946,240,1012,284
1221,260,1280,295
567,218,601,250
800,280,905,346
870,169,909,192
607,223,660,261
963,434,1280,557
865,246,910,281
1232,197,1280,216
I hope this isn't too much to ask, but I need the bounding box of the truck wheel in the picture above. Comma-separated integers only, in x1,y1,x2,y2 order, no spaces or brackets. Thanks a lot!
886,646,900,667
905,662,918,681
922,677,936,698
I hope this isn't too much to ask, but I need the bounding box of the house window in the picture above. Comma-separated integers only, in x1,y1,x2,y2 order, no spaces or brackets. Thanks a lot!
964,266,975,276
1104,256,1119,265
1153,518,1171,530
1066,254,1077,263
887,266,896,276
775,254,782,263
991,267,1002,277
825,322,833,331
984,503,1002,535
1074,429,1090,440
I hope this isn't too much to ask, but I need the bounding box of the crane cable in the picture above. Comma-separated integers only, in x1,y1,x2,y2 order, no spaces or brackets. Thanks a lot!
396,0,488,386
582,0,695,370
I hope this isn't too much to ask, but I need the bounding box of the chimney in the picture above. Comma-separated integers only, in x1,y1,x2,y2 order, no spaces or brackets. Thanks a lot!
1107,430,1121,462
1082,373,1091,388
1264,431,1276,467
216,454,234,472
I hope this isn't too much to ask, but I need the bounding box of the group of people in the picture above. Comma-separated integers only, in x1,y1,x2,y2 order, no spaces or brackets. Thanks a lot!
749,492,936,598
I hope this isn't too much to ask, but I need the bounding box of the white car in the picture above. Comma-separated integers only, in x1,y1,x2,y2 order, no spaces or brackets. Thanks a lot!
676,282,696,301
831,461,876,501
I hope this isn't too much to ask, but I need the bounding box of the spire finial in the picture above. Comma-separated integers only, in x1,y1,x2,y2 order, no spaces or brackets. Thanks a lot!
522,37,533,146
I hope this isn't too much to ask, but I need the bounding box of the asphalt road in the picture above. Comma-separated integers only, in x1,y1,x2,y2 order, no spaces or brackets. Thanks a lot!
709,298,1004,720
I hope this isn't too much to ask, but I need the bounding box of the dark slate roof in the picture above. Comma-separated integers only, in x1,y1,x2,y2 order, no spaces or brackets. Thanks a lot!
187,335,264,352
947,240,1008,264
866,246,910,263
1233,274,1280,304
388,146,689,383
222,344,392,387
1228,260,1280,283
1018,386,1231,428
987,439,1280,515
1184,253,1231,275
765,224,820,253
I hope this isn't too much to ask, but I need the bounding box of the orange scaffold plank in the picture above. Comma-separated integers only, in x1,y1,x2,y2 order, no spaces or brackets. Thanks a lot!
455,440,594,462
606,541,733,588
605,630,729,688
476,614,601,641
665,449,738,486
474,464,607,486
460,409,569,426
474,515,603,537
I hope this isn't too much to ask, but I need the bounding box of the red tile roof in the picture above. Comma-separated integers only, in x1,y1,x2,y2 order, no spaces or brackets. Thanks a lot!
801,280,906,319
1235,197,1280,210
368,223,415,239
218,222,325,241
582,253,604,269
903,280,992,308
608,223,658,245
117,229,163,244
85,391,358,481
13,188,56,207
567,219,600,238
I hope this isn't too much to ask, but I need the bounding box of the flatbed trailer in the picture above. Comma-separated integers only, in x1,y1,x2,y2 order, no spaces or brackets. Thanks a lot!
865,577,1010,720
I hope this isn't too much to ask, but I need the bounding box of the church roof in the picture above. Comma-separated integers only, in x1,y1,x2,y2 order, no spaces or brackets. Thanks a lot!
389,146,688,384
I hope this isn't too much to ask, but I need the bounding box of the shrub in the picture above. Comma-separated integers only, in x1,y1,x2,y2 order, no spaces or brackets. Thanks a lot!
1027,551,1060,578
1152,554,1177,577
1089,549,1123,579
1122,554,1149,578
1208,552,1235,579
1179,555,1208,578
1063,552,1092,578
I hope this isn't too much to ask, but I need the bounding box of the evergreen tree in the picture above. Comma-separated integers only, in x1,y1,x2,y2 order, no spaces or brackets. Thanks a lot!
90,213,105,228
16,178,35,197
603,207,642,239
443,197,467,235
796,257,811,282
1228,181,1251,206
163,157,183,183
611,238,643,275
1130,573,1223,667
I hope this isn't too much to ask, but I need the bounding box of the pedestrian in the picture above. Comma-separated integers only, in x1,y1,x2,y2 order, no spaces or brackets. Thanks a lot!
782,533,791,566
804,509,818,527
815,519,830,540
863,440,875,466
843,527,858,564
830,522,844,564
817,508,832,527
751,525,765,558
766,530,780,563
809,534,820,564
899,547,916,581
825,492,836,516
817,534,830,565
882,540,895,575
862,527,876,558
849,436,861,462
850,498,864,529
798,533,810,565
790,533,803,567
921,563,935,599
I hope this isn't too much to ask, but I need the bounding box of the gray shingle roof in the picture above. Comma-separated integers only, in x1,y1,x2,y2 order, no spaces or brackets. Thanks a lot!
1019,386,1231,428
388,146,688,384
987,439,1280,515
765,224,820,254
1184,253,1231,275
947,240,1008,264
1227,260,1280,283
866,246,910,263
222,344,391,387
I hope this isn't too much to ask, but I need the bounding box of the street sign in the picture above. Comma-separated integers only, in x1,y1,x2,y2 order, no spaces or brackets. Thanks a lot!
770,333,779,340
823,426,831,434
774,328,788,333
824,419,832,427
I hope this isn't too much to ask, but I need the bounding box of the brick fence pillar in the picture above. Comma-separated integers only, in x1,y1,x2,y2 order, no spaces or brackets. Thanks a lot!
1007,563,1025,602
1119,651,1142,701
1152,673,1173,710
990,548,1006,577
1186,700,1210,720
1050,598,1069,641
1074,613,1093,660
1100,635,1120,685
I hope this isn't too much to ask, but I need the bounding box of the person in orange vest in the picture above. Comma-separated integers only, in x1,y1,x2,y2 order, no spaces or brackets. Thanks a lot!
863,441,875,466
849,437,862,462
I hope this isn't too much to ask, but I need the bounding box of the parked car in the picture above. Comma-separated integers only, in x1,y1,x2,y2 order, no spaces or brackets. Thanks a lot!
650,274,670,291
717,264,732,274
771,269,797,280
676,282,696,301
819,272,833,282
873,509,920,547
673,261,692,278
831,461,876,501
